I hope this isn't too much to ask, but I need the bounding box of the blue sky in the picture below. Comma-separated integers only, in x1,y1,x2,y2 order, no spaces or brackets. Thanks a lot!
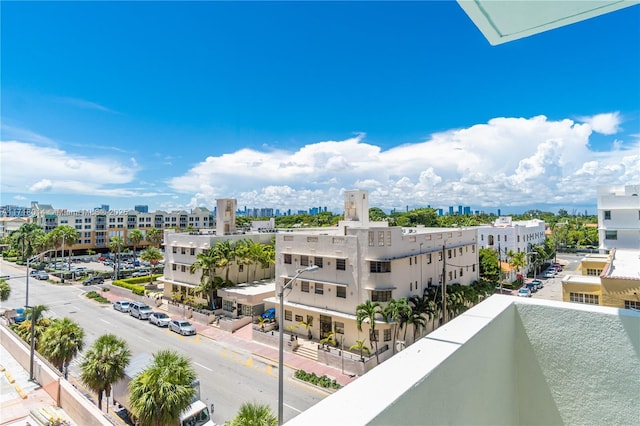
1,1,639,215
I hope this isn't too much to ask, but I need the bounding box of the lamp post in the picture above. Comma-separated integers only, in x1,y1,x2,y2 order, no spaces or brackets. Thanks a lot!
278,264,319,426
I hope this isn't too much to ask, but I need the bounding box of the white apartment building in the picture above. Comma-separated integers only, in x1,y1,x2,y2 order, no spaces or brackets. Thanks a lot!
597,184,640,252
266,190,479,352
28,204,215,251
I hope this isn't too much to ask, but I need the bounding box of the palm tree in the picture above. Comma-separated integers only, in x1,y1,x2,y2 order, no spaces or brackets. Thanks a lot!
349,339,371,359
80,334,131,411
146,228,163,249
140,246,163,285
128,350,196,426
408,294,432,341
355,300,382,364
234,239,252,283
211,239,236,284
52,225,80,268
10,223,43,260
190,248,219,308
109,236,125,279
15,305,49,348
229,401,277,426
40,317,84,378
0,279,10,302
128,229,144,260
382,298,411,352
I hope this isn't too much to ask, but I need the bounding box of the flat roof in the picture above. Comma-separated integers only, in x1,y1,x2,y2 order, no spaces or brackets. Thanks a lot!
219,280,275,297
562,275,602,286
608,249,640,279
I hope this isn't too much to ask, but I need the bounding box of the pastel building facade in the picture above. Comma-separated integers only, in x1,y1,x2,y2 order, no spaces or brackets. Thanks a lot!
266,190,479,352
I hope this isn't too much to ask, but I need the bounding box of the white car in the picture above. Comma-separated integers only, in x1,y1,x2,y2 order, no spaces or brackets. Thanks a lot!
544,270,557,278
113,301,131,312
169,320,196,336
517,288,532,297
149,312,171,327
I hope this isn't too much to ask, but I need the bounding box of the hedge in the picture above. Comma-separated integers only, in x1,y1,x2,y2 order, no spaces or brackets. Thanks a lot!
294,370,341,390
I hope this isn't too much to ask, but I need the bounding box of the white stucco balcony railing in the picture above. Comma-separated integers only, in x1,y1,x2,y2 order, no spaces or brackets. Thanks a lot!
287,295,640,426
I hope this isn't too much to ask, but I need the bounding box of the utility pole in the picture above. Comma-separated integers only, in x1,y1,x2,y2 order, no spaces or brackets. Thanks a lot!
442,244,447,324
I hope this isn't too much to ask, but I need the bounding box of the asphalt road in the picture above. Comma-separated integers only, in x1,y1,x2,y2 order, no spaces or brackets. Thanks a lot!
0,261,324,424
528,252,583,302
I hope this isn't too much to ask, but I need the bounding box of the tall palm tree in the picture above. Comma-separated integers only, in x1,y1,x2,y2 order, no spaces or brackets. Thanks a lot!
190,248,218,308
39,317,84,377
382,298,411,352
211,239,236,284
140,246,163,285
355,300,382,364
109,236,125,279
234,239,252,283
408,294,432,341
146,228,163,249
229,402,277,426
128,350,196,426
52,225,80,268
128,229,144,260
0,279,10,302
80,334,131,411
10,223,44,260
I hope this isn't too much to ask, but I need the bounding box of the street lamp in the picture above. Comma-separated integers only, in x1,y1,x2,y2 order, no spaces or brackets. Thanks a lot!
278,264,319,426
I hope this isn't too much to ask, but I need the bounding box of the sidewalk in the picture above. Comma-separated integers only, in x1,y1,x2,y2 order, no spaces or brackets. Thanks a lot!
98,288,358,387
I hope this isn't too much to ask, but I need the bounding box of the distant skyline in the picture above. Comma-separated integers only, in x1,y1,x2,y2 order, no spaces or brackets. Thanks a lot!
1,2,638,215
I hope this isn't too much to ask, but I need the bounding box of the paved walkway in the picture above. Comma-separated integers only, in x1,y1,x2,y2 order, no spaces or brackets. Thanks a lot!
0,344,72,426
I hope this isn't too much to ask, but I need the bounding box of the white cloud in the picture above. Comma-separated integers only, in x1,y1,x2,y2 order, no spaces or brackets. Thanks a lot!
578,112,622,135
167,115,639,211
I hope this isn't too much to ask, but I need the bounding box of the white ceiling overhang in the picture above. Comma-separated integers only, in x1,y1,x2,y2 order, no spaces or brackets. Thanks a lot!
457,0,640,45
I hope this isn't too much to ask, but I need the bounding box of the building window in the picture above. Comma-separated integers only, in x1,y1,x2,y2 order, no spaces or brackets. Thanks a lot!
336,286,346,298
181,265,186,272
181,247,186,255
458,247,463,256
448,249,452,259
239,264,244,272
368,231,374,247
301,281,310,293
624,300,640,310
383,329,391,342
472,264,476,272
586,269,602,276
223,300,234,312
285,310,292,321
172,264,177,271
387,231,392,246
336,258,346,271
370,261,391,273
173,247,177,253
605,230,617,240
300,255,309,266
284,254,292,264
335,321,345,334
371,290,392,302
428,277,432,286
314,257,323,268
370,330,379,342
460,268,463,277
426,253,432,264
438,252,442,261
315,283,324,295
569,293,599,305
295,314,303,322
604,210,611,220
378,231,385,247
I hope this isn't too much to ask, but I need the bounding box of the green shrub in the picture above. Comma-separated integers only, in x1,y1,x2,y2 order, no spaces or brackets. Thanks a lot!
294,370,341,390
112,280,145,294
85,291,109,303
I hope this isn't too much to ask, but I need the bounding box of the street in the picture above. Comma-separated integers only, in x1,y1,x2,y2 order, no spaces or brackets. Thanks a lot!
0,261,323,424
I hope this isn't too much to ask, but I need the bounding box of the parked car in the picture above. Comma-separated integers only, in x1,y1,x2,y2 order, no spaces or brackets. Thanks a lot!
129,302,153,320
261,308,276,320
30,270,40,277
149,312,171,327
113,301,131,313
518,288,532,298
35,271,49,280
169,320,196,336
525,283,538,293
544,270,557,278
531,279,543,290
12,307,26,323
83,276,104,286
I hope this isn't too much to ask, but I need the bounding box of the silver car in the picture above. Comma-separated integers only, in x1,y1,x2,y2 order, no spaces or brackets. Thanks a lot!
149,312,171,327
113,301,131,312
169,320,196,336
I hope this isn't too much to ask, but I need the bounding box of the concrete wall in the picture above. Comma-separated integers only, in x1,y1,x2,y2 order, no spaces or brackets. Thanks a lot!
287,297,640,426
1,323,111,425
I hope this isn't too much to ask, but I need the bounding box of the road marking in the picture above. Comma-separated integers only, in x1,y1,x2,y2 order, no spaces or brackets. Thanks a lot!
284,403,302,413
100,319,111,324
194,362,213,372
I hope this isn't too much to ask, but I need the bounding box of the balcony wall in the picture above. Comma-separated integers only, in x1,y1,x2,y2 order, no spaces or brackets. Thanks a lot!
287,296,640,426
